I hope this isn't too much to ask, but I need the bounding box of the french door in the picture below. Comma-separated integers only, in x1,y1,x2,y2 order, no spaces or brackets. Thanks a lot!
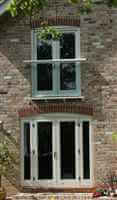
21,118,91,186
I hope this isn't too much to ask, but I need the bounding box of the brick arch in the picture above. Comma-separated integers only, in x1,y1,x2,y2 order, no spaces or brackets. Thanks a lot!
18,102,93,118
31,16,80,29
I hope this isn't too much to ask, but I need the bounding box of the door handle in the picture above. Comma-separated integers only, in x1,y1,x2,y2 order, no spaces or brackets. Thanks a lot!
54,152,57,160
32,149,35,155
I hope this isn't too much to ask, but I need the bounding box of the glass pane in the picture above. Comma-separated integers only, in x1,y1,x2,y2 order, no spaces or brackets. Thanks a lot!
24,123,31,180
37,40,52,60
37,64,53,91
60,122,75,179
83,122,90,179
38,122,53,179
60,63,76,90
60,33,75,59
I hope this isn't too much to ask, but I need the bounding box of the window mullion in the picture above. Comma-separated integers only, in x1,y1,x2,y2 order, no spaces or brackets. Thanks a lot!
56,41,60,95
32,31,37,96
75,30,80,58
76,63,81,96
53,41,60,95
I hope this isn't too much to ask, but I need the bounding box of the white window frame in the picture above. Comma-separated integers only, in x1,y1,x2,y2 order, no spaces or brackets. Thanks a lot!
21,113,93,188
31,26,81,99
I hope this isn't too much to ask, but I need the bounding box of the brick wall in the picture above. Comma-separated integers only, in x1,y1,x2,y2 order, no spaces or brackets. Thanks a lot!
0,0,117,196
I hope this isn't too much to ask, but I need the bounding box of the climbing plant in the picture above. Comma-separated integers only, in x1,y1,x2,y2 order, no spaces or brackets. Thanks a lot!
8,0,117,20
0,141,11,187
7,0,117,40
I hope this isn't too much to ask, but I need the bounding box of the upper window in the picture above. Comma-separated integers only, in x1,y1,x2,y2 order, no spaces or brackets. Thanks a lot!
32,27,80,98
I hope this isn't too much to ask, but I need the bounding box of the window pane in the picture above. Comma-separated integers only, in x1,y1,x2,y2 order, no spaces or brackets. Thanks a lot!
24,123,31,180
60,33,75,59
37,64,53,91
82,122,90,179
37,40,52,60
37,122,53,179
60,122,75,179
60,63,76,90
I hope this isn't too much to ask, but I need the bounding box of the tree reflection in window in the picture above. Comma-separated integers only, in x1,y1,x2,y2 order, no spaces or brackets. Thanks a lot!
37,40,52,60
60,63,76,90
37,64,52,91
60,33,75,59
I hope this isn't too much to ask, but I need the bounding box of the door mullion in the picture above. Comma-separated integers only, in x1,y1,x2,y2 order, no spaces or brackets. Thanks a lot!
34,122,38,181
31,121,37,182
78,121,81,182
80,121,83,182
21,121,24,183
75,121,79,180
56,121,60,182
53,120,57,182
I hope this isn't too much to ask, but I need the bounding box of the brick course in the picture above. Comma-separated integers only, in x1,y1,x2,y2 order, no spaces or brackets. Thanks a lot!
32,16,80,28
18,102,94,118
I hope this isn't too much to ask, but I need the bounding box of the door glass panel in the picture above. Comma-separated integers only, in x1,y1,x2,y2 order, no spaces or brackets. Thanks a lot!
82,121,90,179
60,122,75,179
60,33,75,59
24,122,31,180
37,122,53,179
60,63,76,90
37,40,52,60
37,64,53,91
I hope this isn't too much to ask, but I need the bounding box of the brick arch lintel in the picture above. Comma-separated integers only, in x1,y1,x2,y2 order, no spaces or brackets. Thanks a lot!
18,102,94,118
31,16,80,29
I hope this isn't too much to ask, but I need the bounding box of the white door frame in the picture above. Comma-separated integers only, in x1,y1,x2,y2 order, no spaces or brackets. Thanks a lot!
21,114,93,187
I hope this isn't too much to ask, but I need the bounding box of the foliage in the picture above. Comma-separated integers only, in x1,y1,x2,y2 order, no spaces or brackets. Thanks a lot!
37,25,62,41
8,0,94,17
112,132,117,142
7,0,117,40
93,171,117,198
8,0,117,19
108,0,117,7
69,0,117,13
68,0,93,14
0,0,5,4
0,141,10,176
7,0,117,41
7,0,48,20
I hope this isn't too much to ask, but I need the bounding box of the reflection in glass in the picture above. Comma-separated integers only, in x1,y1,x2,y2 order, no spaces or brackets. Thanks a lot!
24,123,31,180
37,64,52,91
60,63,76,90
60,33,75,59
83,122,90,179
60,122,75,179
37,40,52,60
38,122,53,179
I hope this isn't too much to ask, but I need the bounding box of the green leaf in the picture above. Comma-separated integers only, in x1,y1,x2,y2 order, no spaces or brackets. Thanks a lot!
112,132,117,141
112,0,117,7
